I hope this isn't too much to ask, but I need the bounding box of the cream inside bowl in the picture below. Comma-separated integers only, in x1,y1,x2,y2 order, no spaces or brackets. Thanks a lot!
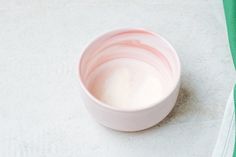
79,28,181,131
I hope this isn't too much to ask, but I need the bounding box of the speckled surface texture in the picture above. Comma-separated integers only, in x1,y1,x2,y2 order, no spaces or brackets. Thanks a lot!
0,0,235,156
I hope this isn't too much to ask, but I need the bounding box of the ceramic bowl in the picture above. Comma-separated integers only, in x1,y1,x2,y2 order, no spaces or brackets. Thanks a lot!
78,28,181,131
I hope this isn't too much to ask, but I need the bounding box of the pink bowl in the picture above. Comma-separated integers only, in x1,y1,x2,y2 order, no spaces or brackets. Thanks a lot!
78,28,181,131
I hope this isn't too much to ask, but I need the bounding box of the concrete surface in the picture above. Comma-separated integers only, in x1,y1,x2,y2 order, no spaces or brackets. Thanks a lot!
0,0,235,156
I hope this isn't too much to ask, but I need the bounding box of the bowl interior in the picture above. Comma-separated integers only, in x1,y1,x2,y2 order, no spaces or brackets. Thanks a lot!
79,29,180,110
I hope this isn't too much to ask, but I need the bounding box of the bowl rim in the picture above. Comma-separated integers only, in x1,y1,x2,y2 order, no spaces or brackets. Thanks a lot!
78,28,181,113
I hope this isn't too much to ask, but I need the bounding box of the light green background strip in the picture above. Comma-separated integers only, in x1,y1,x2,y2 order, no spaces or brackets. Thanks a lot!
223,0,236,156
223,0,236,69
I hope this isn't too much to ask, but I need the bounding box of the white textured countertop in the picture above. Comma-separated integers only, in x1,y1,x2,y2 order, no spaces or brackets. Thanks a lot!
0,0,235,156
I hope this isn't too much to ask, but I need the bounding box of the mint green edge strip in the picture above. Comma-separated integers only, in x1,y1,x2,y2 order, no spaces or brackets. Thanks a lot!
223,0,236,69
223,0,236,156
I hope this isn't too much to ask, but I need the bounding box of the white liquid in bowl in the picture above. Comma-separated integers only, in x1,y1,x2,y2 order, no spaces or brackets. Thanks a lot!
88,58,173,110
